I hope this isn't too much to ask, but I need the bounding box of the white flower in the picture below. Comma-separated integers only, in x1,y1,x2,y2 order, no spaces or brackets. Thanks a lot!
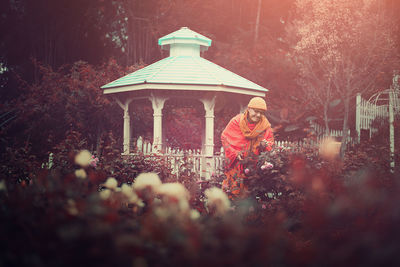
154,206,170,220
121,183,134,197
104,177,118,190
135,199,145,207
128,193,143,206
157,182,190,211
319,137,341,160
99,189,112,200
74,169,87,179
66,199,78,215
74,150,92,167
157,182,189,200
0,180,7,192
121,183,144,206
205,187,231,216
157,182,189,196
133,173,162,191
190,209,201,220
66,206,78,215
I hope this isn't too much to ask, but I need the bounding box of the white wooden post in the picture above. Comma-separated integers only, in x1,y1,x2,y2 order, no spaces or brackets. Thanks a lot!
116,98,133,155
123,106,130,154
389,90,395,173
369,100,374,139
201,96,216,179
356,93,361,143
137,136,143,153
149,93,168,153
201,129,205,158
202,96,215,156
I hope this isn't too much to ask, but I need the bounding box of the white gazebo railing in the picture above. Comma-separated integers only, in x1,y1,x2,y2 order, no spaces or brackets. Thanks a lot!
132,136,226,179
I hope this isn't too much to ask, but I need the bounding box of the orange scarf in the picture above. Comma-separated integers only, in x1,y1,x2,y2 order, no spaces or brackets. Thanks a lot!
239,110,271,153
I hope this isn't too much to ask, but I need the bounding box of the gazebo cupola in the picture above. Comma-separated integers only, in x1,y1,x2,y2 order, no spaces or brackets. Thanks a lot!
158,26,211,57
101,27,268,178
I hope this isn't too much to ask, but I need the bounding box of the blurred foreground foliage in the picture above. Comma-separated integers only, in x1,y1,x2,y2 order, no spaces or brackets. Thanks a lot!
1,134,400,267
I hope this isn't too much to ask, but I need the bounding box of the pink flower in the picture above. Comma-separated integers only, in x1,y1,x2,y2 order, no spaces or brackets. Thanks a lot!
90,156,99,167
261,162,274,170
262,204,267,209
265,162,274,169
244,168,250,175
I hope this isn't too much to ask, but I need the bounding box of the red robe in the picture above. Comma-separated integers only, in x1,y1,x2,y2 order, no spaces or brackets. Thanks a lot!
221,113,274,197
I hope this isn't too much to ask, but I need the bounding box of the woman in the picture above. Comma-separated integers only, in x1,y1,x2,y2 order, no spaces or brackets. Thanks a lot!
221,97,274,199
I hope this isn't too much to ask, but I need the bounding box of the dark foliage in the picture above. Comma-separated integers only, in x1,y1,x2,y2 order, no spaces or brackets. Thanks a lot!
1,136,400,266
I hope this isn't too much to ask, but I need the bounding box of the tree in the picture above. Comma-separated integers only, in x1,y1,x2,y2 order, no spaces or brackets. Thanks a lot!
285,17,337,135
97,0,165,66
0,0,120,103
0,59,143,160
289,0,400,155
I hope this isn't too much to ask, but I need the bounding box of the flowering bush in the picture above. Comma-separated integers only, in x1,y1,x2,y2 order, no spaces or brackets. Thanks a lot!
0,138,399,266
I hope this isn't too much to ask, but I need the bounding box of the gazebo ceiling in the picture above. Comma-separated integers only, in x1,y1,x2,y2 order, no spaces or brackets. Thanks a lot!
101,27,268,97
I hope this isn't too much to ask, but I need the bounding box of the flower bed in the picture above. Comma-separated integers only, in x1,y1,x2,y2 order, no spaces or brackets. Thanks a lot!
0,141,399,266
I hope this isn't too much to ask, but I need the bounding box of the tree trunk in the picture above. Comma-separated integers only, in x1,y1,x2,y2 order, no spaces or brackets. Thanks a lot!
340,95,350,158
254,0,262,43
323,101,330,135
96,127,103,158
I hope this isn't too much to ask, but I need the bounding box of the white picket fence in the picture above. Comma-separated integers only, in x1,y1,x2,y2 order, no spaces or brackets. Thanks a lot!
356,91,400,137
310,122,354,145
356,93,392,139
311,122,348,139
125,89,400,177
133,136,225,177
355,90,400,171
131,136,324,178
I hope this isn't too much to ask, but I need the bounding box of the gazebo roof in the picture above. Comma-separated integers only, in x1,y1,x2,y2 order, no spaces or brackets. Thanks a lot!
101,27,268,96
102,56,267,92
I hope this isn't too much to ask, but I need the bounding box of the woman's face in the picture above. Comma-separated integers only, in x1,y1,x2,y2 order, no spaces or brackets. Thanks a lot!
247,108,263,123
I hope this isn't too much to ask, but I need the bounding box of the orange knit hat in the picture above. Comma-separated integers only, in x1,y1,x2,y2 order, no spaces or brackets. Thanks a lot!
247,97,267,111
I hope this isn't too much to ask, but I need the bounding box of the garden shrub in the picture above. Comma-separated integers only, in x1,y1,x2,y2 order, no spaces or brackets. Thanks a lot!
0,137,400,266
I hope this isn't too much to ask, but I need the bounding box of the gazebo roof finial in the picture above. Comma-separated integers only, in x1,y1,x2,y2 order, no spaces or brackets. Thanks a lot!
158,27,212,57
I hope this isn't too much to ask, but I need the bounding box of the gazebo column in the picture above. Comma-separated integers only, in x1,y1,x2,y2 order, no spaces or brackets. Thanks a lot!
116,98,133,155
149,94,168,153
201,96,216,179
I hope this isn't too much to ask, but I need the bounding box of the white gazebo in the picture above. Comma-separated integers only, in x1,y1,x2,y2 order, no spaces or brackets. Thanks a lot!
101,27,268,177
